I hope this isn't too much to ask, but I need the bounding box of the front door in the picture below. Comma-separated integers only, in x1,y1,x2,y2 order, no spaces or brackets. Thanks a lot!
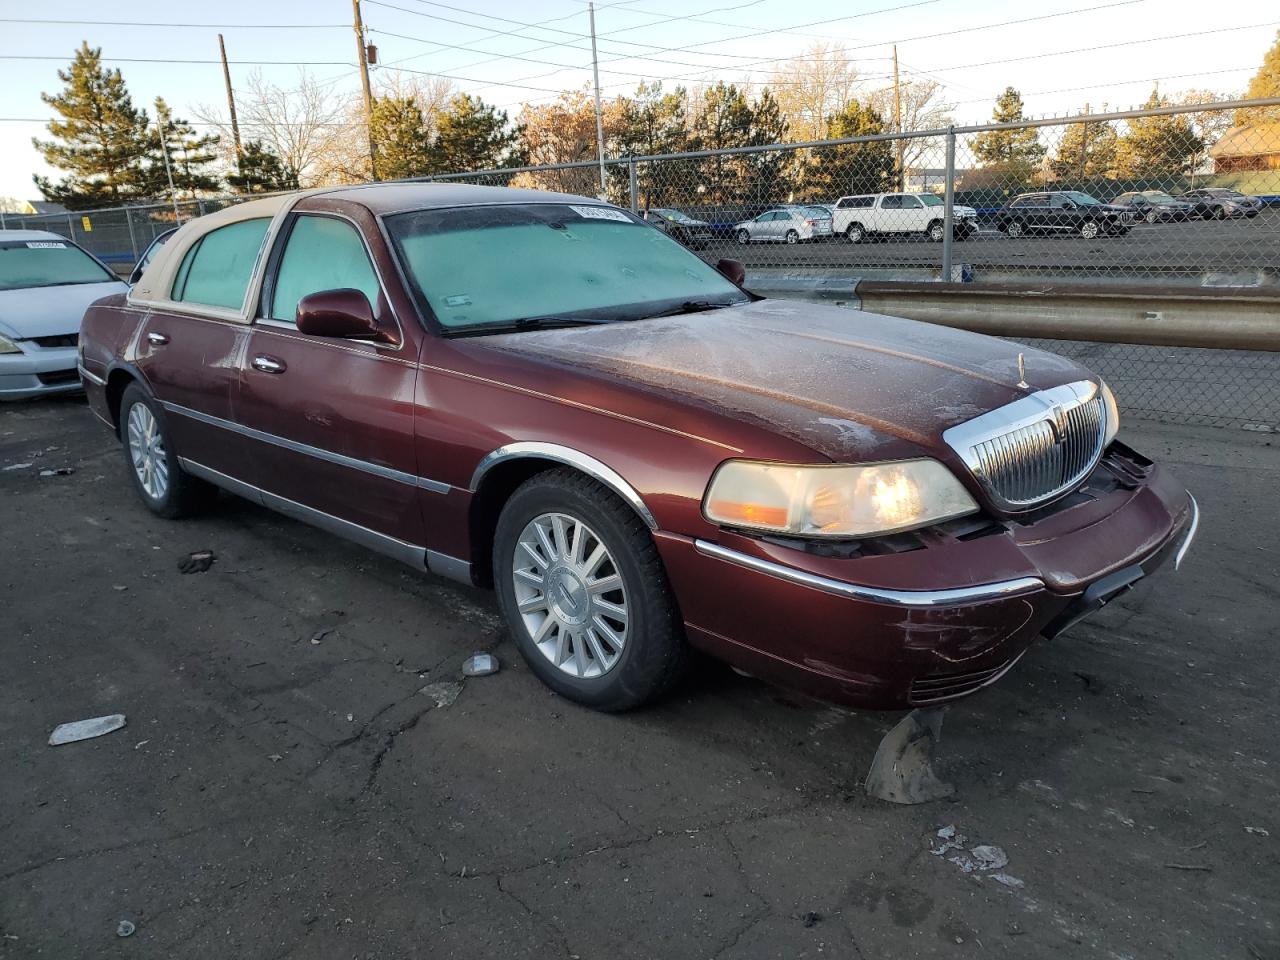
235,211,424,550
135,217,271,479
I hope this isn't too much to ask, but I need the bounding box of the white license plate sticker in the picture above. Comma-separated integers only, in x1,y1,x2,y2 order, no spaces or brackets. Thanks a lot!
25,241,67,249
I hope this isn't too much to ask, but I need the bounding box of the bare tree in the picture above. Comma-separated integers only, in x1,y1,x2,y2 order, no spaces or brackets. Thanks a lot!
195,69,352,187
866,78,954,170
771,43,859,142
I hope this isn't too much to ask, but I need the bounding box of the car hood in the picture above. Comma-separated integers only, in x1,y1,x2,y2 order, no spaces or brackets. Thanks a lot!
0,280,128,340
479,299,1094,461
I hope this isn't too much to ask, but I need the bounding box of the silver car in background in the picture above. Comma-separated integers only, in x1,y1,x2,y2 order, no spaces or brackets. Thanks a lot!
0,230,128,400
734,206,834,244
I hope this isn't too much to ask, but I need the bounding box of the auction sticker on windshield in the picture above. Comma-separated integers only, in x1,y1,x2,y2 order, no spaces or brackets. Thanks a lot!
569,206,632,223
25,242,67,249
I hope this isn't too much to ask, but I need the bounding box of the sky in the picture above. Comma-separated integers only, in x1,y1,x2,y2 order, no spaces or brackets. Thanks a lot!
2,0,1276,201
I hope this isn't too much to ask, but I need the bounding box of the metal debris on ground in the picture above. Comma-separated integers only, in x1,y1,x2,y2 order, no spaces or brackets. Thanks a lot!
2,462,33,471
39,467,75,477
116,921,135,938
932,827,1020,883
864,707,954,804
1245,826,1270,837
461,653,499,677
177,550,215,574
420,681,462,708
48,714,127,746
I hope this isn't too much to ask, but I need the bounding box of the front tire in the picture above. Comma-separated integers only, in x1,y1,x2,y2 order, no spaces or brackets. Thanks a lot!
119,382,216,519
493,469,687,712
1004,220,1025,238
926,220,945,242
1145,210,1157,223
1079,219,1100,239
845,223,865,244
735,229,750,245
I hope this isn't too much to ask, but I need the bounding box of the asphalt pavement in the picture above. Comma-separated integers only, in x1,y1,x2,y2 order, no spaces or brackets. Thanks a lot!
2,398,1278,959
703,209,1280,284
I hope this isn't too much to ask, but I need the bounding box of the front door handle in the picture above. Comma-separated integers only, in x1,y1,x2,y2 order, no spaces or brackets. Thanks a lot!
146,332,169,346
251,355,286,374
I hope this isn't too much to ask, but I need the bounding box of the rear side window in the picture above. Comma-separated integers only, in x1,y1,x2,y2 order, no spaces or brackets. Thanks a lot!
881,195,903,209
172,218,271,310
270,216,381,323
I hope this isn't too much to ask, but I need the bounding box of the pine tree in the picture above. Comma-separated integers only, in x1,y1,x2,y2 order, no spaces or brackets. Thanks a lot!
226,140,297,194
1048,105,1117,180
972,87,1045,179
428,94,521,174
1114,89,1204,178
1235,30,1280,125
32,43,154,208
802,101,895,199
370,95,433,180
147,98,221,199
691,83,758,203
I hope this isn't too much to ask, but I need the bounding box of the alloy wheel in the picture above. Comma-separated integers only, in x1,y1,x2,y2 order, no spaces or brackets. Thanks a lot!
785,230,799,244
511,512,629,680
1006,221,1024,238
126,401,168,500
1080,220,1100,239
735,229,749,244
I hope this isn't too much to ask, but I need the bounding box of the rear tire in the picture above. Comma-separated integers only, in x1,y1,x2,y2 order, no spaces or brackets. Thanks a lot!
118,382,217,519
785,229,799,244
493,468,687,712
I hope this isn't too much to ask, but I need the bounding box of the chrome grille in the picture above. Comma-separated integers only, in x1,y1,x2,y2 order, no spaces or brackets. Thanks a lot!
943,380,1108,511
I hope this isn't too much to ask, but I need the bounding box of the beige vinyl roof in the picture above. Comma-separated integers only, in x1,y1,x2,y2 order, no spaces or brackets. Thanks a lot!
128,191,311,322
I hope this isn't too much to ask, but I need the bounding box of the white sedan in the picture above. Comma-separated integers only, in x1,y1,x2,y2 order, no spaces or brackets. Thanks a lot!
733,207,834,244
1,230,127,400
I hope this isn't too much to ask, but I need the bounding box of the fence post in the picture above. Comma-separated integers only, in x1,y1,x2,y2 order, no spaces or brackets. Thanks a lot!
628,158,639,213
942,126,956,283
124,206,139,262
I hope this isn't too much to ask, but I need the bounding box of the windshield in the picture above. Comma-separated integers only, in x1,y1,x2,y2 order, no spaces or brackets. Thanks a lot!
386,203,746,333
1064,191,1103,206
1142,191,1176,202
655,208,696,223
919,194,944,207
0,238,115,291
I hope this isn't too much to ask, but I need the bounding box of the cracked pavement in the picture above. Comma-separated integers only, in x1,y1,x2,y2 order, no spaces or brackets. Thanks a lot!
2,399,1278,959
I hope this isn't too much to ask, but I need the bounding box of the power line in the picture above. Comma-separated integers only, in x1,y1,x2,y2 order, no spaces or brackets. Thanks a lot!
0,18,347,28
2,55,354,66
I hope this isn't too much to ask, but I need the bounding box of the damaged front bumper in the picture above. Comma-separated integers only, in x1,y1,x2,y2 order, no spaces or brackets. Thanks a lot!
656,451,1197,710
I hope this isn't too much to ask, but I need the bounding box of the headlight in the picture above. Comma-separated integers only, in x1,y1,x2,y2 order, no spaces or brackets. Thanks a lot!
0,334,22,355
704,459,979,539
1100,380,1120,446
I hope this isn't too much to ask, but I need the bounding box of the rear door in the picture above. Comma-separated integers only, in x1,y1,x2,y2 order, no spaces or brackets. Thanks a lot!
873,194,901,232
136,217,269,479
235,208,425,547
896,194,924,233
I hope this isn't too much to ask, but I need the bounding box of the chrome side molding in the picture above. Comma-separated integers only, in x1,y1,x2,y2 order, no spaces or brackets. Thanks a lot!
177,456,472,584
471,441,659,531
1175,494,1199,571
694,539,1045,607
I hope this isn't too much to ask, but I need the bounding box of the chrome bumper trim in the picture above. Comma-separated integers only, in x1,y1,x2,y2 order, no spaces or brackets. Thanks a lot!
693,539,1045,608
77,363,106,386
1175,494,1199,571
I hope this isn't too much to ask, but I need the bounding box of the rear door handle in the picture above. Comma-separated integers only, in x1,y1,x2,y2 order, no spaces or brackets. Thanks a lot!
146,332,169,345
251,355,286,374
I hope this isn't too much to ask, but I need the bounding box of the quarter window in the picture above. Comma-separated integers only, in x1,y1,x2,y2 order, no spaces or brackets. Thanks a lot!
270,216,382,323
172,218,271,310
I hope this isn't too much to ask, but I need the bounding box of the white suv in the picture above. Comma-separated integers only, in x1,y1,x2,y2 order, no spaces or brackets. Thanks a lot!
831,192,978,244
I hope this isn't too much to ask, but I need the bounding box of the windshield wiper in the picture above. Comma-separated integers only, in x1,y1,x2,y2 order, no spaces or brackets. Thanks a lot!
644,300,743,320
510,315,618,330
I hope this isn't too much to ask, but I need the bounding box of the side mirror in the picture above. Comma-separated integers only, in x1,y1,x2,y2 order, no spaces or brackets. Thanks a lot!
296,288,393,342
715,258,746,286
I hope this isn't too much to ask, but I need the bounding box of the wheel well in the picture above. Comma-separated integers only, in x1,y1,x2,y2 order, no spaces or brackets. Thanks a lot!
105,370,138,432
466,455,656,589
467,457,563,589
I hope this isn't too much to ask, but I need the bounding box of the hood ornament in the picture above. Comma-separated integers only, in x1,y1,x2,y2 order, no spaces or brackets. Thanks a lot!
1015,352,1029,390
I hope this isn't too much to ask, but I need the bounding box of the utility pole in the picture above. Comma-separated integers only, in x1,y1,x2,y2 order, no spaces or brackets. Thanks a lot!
352,0,378,180
892,44,904,191
588,2,607,197
155,99,181,223
218,34,242,169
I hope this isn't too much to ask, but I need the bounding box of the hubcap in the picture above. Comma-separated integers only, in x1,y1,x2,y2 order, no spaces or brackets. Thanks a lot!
126,401,168,500
512,512,629,679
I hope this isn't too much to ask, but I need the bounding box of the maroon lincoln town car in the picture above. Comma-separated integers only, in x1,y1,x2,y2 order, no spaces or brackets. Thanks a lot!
77,184,1197,712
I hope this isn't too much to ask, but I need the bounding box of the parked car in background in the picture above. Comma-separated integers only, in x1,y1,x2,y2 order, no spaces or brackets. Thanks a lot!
1,230,128,400
831,192,978,243
734,206,832,244
642,208,715,249
1176,187,1262,219
1112,191,1196,223
994,191,1132,239
129,227,177,284
78,183,1197,714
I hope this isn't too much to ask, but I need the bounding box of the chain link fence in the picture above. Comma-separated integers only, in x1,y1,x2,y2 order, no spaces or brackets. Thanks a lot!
3,98,1277,429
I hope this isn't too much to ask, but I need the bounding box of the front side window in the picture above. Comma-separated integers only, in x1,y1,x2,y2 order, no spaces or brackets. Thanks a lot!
0,238,114,292
172,218,270,310
270,216,381,323
386,203,746,333
899,195,923,209
919,194,943,207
